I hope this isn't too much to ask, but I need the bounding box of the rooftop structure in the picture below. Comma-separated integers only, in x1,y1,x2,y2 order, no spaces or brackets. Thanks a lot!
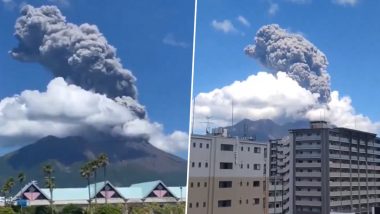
9,180,186,207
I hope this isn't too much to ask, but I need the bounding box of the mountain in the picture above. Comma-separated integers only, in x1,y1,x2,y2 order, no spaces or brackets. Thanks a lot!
0,136,187,189
225,119,309,141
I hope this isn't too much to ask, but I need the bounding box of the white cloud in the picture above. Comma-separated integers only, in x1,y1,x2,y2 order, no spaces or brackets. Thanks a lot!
162,34,189,48
0,78,188,154
47,0,70,7
268,3,279,16
287,0,312,4
193,71,380,134
1,0,16,10
237,15,250,27
211,19,238,34
333,0,358,6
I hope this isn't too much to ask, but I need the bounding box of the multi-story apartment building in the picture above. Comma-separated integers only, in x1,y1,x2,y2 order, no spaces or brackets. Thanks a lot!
268,121,380,214
187,128,268,214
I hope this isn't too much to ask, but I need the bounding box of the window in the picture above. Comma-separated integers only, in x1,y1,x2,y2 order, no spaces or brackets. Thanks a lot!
191,182,194,188
254,147,261,153
253,181,260,187
198,162,201,168
221,144,233,151
247,164,250,169
193,142,196,148
189,203,192,208
248,147,251,152
206,144,209,149
219,181,232,188
254,164,261,170
220,162,233,169
203,202,206,207
241,146,243,151
254,198,260,205
192,162,195,167
205,162,208,168
204,182,207,187
199,143,202,148
197,182,200,187
196,202,199,208
218,200,231,207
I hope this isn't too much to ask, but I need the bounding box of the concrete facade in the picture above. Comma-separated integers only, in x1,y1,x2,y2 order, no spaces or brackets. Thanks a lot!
187,132,268,214
268,121,380,214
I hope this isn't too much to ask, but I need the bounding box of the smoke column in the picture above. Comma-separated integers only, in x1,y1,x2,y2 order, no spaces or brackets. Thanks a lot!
245,24,331,103
10,5,143,116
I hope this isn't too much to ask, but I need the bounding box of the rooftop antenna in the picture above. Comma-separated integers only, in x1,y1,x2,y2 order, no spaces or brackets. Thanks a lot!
191,97,195,134
231,100,234,128
199,116,213,134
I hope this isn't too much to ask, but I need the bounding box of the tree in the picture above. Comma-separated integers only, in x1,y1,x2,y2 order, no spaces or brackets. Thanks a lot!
60,204,84,214
0,207,15,214
97,154,109,204
89,160,100,205
80,164,93,213
42,164,55,214
17,172,25,187
1,177,15,206
94,205,121,214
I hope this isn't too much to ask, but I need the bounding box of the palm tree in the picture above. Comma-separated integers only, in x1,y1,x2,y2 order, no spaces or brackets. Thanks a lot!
80,164,93,213
17,172,25,186
2,177,15,206
97,154,109,203
89,160,100,205
43,164,55,213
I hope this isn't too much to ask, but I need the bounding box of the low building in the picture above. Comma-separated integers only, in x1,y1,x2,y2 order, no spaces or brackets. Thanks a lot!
187,129,268,214
11,180,186,209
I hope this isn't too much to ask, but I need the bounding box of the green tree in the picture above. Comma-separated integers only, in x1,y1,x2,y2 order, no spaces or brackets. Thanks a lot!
0,207,15,214
17,172,25,187
1,177,15,206
34,206,51,214
42,164,55,214
97,154,109,204
94,205,121,214
89,160,100,205
60,204,84,214
80,164,93,213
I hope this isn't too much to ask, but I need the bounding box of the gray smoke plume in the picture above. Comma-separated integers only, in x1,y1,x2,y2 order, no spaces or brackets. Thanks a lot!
245,24,331,103
10,5,140,106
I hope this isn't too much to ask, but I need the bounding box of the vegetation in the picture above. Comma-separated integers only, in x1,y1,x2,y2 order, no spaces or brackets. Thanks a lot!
129,203,185,214
97,154,109,204
1,177,15,206
93,205,122,214
80,164,92,213
42,164,55,214
0,207,15,214
17,173,25,187
60,204,84,214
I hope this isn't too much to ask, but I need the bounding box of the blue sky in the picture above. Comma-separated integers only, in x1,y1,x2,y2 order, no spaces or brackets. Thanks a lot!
0,0,194,158
194,0,380,123
0,0,194,135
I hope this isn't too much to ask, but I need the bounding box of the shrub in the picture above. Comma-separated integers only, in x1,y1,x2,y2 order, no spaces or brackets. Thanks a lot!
34,206,51,214
61,204,84,214
94,205,122,214
0,207,15,214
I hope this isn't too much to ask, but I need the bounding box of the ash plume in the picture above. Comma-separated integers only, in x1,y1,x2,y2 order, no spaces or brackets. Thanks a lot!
10,5,140,107
245,24,331,103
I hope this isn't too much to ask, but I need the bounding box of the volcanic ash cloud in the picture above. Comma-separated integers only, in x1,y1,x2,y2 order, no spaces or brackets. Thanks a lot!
245,24,331,103
0,5,188,154
10,5,140,112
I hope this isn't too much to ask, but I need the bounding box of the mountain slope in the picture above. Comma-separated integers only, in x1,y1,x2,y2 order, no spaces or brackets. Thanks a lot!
225,119,309,141
0,136,187,188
